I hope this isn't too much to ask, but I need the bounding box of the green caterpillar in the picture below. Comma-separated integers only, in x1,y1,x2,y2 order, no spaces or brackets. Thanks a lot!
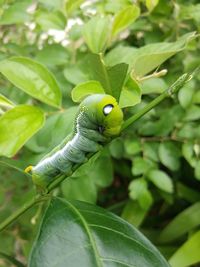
25,94,123,189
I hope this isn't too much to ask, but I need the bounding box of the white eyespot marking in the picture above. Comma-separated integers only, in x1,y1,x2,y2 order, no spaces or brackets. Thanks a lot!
103,104,113,116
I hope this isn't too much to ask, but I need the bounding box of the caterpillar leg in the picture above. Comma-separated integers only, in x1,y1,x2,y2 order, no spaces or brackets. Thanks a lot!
25,165,33,173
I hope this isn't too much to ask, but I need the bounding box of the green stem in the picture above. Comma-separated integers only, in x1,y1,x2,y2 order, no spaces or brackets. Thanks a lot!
121,73,191,131
0,195,47,232
0,71,195,232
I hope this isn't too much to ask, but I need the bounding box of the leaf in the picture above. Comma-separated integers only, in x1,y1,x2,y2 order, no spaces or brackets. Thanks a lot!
119,77,142,108
131,32,196,77
112,5,140,37
0,94,15,109
107,63,128,101
147,170,173,193
65,0,85,15
0,57,61,108
122,200,148,227
64,65,89,85
177,182,200,203
185,105,200,121
71,81,105,102
0,105,45,157
159,202,200,243
178,80,195,109
26,107,77,154
140,77,168,95
129,178,153,210
105,45,137,69
146,0,159,12
169,230,200,267
87,53,128,101
29,197,169,267
35,44,69,67
158,142,181,171
35,10,66,31
132,157,156,176
83,16,111,53
0,1,31,25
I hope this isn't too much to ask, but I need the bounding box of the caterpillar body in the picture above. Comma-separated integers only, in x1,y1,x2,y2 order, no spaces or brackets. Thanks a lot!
25,94,123,189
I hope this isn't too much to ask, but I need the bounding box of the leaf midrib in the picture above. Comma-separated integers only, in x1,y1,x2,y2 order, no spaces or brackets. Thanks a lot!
65,200,103,267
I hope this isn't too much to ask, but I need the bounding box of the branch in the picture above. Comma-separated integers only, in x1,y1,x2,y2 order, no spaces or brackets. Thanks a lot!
121,72,193,131
0,70,197,232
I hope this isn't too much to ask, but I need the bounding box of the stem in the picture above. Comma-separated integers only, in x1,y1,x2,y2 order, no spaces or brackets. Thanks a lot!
0,195,47,232
0,71,196,232
121,73,191,131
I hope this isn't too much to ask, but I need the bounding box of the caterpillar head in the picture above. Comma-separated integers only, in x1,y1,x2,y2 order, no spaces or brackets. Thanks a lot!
81,94,123,137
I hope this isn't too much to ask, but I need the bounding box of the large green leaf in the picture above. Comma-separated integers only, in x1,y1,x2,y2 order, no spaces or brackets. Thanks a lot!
0,57,61,108
87,54,128,101
83,16,111,53
147,170,173,193
0,94,15,110
0,1,31,25
71,81,105,102
105,32,196,77
111,5,140,37
131,32,196,77
0,105,45,157
169,230,200,267
29,198,169,267
159,202,200,243
35,10,66,31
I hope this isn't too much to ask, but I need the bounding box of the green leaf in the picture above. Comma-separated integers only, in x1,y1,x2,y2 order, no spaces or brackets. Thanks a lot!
129,178,153,210
0,1,31,25
65,0,85,15
29,198,169,267
132,157,155,176
64,65,89,85
105,45,137,69
35,44,69,67
119,77,142,108
83,16,111,53
122,200,148,227
159,202,200,243
185,104,200,121
169,230,200,267
87,53,128,101
0,105,45,157
111,5,140,37
0,94,15,109
158,142,181,171
140,78,168,95
178,80,195,109
131,32,196,77
182,141,197,168
35,10,66,30
0,57,62,108
147,170,173,193
177,182,200,203
146,0,159,12
71,81,105,102
107,63,128,101
62,176,98,203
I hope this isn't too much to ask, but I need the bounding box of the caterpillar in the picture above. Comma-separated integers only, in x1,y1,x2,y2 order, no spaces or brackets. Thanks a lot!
25,94,123,189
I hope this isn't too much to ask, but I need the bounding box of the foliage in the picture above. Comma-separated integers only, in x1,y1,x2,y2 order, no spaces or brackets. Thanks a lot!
0,0,200,266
